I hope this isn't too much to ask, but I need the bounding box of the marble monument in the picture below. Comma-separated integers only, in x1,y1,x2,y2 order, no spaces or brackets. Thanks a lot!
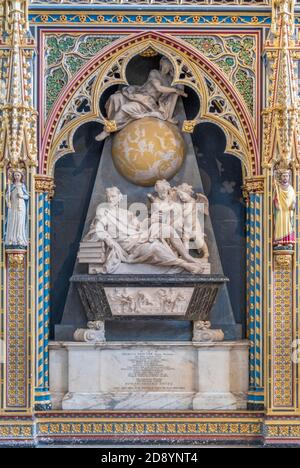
49,341,249,411
52,53,248,411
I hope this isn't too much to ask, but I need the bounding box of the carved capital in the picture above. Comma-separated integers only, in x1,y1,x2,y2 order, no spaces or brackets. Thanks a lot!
104,120,117,134
35,175,55,198
243,176,265,202
274,251,293,269
243,176,265,198
6,249,26,267
182,120,197,134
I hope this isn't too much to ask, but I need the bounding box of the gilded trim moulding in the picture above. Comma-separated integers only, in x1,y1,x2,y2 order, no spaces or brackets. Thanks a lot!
34,175,55,198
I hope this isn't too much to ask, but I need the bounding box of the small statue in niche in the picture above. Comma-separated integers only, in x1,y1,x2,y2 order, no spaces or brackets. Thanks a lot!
96,57,187,141
273,168,296,250
4,170,29,248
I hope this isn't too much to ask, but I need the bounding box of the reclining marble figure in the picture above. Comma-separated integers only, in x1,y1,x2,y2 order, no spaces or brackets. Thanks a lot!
80,184,210,275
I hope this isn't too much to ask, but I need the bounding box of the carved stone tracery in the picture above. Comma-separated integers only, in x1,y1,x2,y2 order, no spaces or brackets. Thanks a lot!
43,34,257,177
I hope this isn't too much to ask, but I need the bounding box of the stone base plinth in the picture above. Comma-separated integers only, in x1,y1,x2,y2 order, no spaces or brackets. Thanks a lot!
63,392,195,411
193,393,246,411
49,341,249,411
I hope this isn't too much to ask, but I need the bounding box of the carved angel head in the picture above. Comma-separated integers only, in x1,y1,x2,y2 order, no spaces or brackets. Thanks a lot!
176,183,194,202
154,179,171,200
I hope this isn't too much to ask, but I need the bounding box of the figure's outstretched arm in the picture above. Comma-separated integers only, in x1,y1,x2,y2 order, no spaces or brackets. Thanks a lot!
148,194,155,203
152,79,187,97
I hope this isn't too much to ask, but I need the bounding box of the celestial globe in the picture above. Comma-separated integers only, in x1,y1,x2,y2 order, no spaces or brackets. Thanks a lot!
111,117,186,187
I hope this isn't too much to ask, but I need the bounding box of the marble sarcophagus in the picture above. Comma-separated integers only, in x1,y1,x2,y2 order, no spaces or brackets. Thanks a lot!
71,179,231,343
71,274,227,343
72,273,227,322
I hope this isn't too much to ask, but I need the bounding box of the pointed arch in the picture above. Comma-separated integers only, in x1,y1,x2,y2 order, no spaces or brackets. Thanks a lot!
41,31,259,177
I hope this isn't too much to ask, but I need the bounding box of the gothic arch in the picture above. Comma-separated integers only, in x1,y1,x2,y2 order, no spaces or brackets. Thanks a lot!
41,31,259,177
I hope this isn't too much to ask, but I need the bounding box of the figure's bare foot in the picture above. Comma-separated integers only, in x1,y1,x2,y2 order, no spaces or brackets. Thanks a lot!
95,131,109,142
186,263,204,274
181,252,201,264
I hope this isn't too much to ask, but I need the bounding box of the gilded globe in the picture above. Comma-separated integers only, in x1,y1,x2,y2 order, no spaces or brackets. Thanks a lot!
111,117,186,187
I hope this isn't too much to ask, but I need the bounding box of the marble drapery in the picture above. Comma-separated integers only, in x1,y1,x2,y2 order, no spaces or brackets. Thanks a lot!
96,57,186,141
4,174,29,248
84,187,206,274
273,172,296,247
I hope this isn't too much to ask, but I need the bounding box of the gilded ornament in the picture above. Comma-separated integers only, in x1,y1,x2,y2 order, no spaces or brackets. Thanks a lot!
182,120,197,134
274,252,293,267
243,176,265,198
140,47,158,58
263,0,300,167
35,175,55,198
0,0,37,167
104,120,117,134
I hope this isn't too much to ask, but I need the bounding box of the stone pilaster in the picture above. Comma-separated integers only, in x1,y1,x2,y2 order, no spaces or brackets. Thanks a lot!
0,1,37,414
262,0,300,418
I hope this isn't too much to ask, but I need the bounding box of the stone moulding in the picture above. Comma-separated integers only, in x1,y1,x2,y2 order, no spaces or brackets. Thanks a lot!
2,413,300,446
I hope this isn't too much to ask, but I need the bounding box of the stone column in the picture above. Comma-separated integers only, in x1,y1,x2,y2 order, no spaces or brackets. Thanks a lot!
34,176,55,410
243,176,265,410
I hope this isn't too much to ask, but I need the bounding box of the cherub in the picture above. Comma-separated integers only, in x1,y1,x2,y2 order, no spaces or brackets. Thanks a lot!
148,180,200,265
176,183,209,262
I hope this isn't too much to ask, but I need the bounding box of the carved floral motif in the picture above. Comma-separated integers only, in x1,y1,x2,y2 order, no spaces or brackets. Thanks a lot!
35,175,55,198
182,35,256,115
45,34,120,115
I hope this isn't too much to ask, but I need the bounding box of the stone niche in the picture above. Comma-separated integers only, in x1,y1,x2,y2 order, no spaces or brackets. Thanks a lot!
49,341,249,411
